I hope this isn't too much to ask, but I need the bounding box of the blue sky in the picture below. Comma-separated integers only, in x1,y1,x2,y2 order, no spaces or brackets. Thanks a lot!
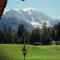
6,0,60,19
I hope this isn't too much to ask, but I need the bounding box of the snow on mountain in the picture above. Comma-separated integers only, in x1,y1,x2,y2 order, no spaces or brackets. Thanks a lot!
0,8,60,31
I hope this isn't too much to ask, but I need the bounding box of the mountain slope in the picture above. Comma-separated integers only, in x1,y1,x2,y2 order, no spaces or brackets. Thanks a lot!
0,8,60,31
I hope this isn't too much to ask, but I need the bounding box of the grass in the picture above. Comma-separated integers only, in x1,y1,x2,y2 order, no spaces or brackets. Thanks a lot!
0,44,60,60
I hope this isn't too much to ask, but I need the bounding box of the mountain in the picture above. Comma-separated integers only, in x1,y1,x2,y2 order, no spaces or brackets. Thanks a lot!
0,8,60,31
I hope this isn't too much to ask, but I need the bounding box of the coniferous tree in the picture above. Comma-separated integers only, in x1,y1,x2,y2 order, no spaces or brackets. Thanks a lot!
54,22,60,41
42,22,52,45
30,28,42,44
17,24,30,44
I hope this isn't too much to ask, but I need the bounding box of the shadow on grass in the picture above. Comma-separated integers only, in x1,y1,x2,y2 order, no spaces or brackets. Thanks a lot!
0,50,10,60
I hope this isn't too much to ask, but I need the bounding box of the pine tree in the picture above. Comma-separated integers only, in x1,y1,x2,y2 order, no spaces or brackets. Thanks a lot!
30,28,42,44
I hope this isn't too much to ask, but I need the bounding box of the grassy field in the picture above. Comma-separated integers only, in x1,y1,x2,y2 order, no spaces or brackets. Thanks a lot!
0,44,60,60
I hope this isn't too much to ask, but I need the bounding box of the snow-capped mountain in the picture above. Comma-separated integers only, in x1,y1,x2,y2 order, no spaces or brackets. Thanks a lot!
0,8,60,31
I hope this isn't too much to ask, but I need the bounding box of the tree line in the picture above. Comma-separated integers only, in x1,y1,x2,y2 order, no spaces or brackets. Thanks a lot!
0,22,60,45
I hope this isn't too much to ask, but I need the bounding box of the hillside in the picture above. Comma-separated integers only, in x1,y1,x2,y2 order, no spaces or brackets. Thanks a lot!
0,44,60,60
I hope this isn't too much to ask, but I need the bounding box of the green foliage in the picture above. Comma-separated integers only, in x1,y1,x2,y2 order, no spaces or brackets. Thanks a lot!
30,22,56,45
30,28,42,44
17,24,30,44
54,22,60,41
0,24,30,44
0,23,57,45
0,26,16,44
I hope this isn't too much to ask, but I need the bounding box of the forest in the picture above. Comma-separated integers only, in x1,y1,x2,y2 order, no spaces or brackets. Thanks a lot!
0,22,60,45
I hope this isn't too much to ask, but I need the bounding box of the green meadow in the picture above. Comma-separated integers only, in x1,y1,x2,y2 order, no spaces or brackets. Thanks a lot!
0,44,60,60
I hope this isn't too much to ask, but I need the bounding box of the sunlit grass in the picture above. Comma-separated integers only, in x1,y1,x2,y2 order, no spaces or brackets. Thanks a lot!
0,44,60,60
